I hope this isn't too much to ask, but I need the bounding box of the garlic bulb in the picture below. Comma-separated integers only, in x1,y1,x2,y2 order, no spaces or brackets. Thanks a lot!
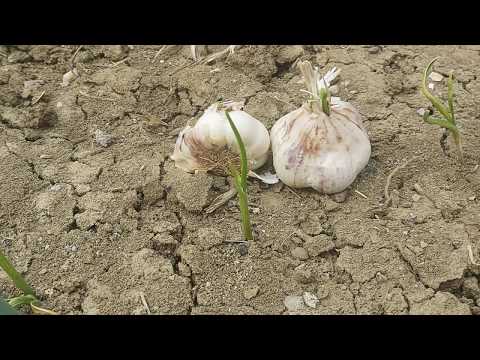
270,61,371,194
171,100,270,174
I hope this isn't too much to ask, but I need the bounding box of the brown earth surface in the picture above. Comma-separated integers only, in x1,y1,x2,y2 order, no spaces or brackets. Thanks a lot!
1,45,479,315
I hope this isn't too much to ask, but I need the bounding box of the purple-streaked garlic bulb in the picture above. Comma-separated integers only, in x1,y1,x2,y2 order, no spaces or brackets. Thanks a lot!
270,61,371,194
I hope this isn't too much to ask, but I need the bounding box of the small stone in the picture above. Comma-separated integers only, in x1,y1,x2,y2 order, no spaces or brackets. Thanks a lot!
244,285,260,300
420,241,428,248
428,83,435,90
39,269,48,275
412,194,421,202
95,129,114,148
429,72,443,82
291,247,309,260
368,46,380,54
303,292,319,308
468,196,476,201
284,295,306,312
416,108,426,116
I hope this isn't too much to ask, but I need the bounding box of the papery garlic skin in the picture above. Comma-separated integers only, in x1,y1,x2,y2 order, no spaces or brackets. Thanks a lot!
171,101,270,173
270,63,371,195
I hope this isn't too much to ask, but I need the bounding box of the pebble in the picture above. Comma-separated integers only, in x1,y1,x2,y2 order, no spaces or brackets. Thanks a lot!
416,108,426,116
468,196,476,201
284,295,306,312
39,269,48,275
95,129,114,148
368,46,380,54
429,72,443,82
303,292,319,308
420,241,428,248
291,247,309,260
244,285,260,300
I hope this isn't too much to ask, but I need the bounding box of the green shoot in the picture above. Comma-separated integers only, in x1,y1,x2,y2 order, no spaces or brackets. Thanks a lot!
0,248,56,315
225,111,253,241
0,297,19,315
320,78,331,116
420,57,463,161
0,248,35,296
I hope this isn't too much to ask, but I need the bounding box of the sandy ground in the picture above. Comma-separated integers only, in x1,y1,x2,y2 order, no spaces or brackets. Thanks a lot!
1,45,479,315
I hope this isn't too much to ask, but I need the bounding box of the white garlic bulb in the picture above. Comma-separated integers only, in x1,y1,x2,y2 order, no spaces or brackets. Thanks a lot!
270,61,371,194
171,100,270,174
